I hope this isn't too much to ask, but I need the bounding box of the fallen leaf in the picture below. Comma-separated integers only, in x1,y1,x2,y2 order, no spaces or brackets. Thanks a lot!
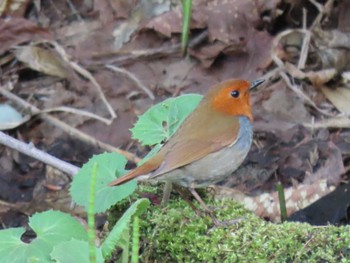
113,0,171,49
14,46,69,78
285,63,337,87
0,18,52,55
321,85,350,114
0,0,31,17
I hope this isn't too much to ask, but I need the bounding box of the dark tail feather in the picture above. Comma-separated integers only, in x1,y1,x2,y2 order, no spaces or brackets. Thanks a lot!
108,157,161,186
108,169,142,186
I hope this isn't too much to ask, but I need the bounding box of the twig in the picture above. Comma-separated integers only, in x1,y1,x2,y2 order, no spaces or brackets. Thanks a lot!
271,29,333,117
0,131,79,176
90,30,209,66
303,115,350,129
40,106,112,125
66,0,83,22
0,83,141,163
44,40,117,124
298,9,311,69
310,0,335,29
106,65,155,100
279,71,333,117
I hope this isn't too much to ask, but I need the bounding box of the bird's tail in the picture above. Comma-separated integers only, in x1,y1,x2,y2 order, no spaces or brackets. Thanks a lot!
108,157,161,186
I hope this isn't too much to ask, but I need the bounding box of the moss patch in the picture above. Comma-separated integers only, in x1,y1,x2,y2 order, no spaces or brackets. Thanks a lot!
109,185,350,262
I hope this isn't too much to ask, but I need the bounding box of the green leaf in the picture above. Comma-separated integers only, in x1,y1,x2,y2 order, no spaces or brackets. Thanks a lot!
51,239,104,263
131,94,202,146
101,198,150,259
70,152,137,213
0,210,87,263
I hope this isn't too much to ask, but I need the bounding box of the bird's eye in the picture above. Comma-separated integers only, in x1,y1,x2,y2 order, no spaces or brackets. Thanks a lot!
230,90,240,98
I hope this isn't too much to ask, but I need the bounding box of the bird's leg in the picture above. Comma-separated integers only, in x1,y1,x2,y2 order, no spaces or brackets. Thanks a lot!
188,186,212,213
188,186,223,225
161,181,173,206
173,185,205,217
188,186,243,227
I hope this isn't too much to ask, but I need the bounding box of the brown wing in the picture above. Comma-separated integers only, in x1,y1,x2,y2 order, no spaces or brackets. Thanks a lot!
150,108,240,178
150,136,236,178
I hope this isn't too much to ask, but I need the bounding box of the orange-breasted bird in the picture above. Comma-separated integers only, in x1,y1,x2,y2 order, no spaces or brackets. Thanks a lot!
109,79,264,212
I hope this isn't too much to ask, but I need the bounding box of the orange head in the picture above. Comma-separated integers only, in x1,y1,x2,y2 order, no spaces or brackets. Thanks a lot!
206,79,264,121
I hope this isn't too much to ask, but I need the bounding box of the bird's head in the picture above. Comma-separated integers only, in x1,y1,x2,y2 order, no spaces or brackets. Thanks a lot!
207,79,264,121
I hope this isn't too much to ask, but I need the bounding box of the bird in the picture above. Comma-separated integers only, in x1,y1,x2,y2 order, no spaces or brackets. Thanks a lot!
109,78,264,217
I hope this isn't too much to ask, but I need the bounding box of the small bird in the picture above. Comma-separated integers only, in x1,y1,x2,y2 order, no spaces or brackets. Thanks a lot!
109,79,264,214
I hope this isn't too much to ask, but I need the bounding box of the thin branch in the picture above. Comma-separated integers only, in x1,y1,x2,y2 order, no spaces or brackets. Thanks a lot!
0,83,141,163
106,65,155,100
0,131,79,176
298,9,311,69
279,71,333,117
47,40,117,123
40,106,112,125
89,30,209,66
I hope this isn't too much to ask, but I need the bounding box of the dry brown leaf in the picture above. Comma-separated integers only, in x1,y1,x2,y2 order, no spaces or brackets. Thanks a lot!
321,85,350,114
14,46,69,78
313,28,350,72
0,18,52,55
113,0,171,49
144,0,278,66
261,80,311,124
285,62,337,87
0,0,31,17
303,141,344,185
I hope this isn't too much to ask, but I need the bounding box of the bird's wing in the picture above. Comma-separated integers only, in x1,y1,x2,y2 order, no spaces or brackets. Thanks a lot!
150,129,238,178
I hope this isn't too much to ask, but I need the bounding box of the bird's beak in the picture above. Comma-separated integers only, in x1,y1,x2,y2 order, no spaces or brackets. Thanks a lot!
249,79,265,91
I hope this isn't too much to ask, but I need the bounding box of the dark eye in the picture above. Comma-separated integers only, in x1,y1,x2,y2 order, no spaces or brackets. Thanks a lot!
230,90,240,98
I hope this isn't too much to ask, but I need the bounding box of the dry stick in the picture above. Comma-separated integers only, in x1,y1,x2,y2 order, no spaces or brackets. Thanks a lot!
91,30,209,66
0,131,79,176
49,41,117,123
0,84,141,164
303,115,350,129
105,65,155,100
40,106,112,125
309,0,335,29
271,30,333,117
279,71,333,117
297,8,311,70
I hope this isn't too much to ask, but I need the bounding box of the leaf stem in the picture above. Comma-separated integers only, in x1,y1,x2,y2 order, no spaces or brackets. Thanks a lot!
131,216,140,263
181,0,192,56
276,182,287,222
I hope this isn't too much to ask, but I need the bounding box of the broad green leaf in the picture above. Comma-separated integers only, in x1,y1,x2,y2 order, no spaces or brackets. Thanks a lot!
70,152,137,213
0,210,87,263
51,239,104,263
101,198,150,259
131,94,202,146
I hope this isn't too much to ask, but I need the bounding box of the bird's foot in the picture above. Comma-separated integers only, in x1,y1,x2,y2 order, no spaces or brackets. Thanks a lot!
210,217,244,228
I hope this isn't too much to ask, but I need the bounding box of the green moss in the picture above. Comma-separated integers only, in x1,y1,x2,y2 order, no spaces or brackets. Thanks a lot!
138,190,350,262
108,185,350,262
